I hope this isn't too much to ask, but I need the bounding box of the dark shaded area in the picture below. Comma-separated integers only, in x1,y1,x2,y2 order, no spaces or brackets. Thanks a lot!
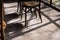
5,23,24,33
0,0,2,23
3,0,41,3
5,23,24,40
4,13,19,22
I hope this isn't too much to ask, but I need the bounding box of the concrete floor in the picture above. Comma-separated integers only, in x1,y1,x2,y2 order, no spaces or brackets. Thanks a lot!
4,2,60,40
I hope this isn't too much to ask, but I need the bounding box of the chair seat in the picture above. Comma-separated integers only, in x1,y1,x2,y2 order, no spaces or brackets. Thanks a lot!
22,2,39,6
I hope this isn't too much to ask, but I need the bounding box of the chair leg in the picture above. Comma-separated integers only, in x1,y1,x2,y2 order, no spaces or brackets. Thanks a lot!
30,7,37,18
30,7,35,18
38,2,42,23
34,7,37,18
25,7,27,26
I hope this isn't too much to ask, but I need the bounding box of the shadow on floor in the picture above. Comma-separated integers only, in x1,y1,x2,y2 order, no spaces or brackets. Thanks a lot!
4,11,41,40
5,23,24,32
4,13,25,40
5,10,60,40
5,23,24,40
4,13,19,22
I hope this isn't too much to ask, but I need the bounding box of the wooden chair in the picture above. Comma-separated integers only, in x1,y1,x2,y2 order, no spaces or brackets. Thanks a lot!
17,1,42,26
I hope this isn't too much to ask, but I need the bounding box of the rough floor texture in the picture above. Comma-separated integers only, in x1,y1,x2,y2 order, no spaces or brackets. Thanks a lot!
4,2,60,40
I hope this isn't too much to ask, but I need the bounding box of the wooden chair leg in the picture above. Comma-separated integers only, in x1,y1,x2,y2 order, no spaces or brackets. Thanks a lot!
38,2,42,23
30,7,37,18
30,7,35,18
25,7,27,26
34,7,37,18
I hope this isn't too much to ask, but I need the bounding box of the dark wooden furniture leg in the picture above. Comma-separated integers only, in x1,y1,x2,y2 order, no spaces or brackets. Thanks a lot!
38,2,42,23
25,7,27,26
34,7,37,18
